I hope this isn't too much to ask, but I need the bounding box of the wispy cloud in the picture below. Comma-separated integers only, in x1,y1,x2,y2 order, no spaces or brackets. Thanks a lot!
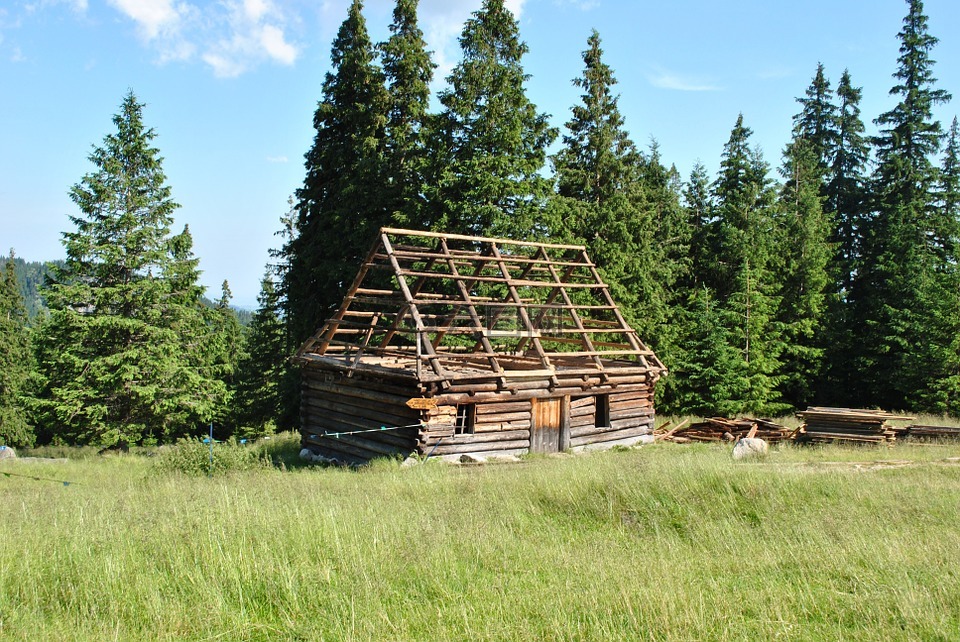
266,155,288,163
105,0,298,76
647,65,720,92
553,0,599,9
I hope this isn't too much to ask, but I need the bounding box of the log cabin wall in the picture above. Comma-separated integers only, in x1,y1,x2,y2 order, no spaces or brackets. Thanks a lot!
300,365,423,463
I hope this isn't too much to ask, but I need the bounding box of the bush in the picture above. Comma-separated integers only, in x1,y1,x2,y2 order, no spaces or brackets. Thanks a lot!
153,437,270,476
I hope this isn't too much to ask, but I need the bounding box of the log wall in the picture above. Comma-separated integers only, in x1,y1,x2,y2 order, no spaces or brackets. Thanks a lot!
300,363,657,462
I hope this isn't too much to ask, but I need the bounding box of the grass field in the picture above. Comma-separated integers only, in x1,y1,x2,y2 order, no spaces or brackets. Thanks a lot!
2,433,960,640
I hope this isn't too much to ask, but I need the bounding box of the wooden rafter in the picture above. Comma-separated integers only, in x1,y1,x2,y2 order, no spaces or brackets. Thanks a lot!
295,228,665,387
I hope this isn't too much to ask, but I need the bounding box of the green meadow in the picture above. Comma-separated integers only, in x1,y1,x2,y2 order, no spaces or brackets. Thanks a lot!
2,434,960,641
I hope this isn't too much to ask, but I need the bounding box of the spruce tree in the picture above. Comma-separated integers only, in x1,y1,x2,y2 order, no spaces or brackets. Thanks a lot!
0,252,35,447
430,0,556,238
852,0,952,409
33,92,222,446
793,63,839,175
283,0,389,346
550,30,647,325
710,115,785,414
235,273,289,436
380,0,435,228
918,116,960,412
775,137,832,409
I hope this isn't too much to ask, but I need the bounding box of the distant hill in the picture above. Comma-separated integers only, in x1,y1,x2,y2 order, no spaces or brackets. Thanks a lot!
9,258,252,326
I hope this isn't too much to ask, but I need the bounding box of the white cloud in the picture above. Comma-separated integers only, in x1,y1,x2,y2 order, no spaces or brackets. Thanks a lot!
103,0,297,76
266,155,288,163
647,66,720,92
200,0,298,77
108,0,183,40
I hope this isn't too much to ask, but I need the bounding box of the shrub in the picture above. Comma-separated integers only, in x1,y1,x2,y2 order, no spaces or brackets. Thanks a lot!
153,437,270,476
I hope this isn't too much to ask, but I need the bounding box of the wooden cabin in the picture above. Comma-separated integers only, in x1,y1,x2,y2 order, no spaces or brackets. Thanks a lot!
295,228,666,463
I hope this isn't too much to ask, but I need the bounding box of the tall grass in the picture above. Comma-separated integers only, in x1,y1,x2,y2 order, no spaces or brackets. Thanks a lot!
2,439,959,640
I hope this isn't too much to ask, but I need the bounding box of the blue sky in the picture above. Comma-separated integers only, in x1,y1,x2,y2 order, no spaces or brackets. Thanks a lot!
2,0,958,308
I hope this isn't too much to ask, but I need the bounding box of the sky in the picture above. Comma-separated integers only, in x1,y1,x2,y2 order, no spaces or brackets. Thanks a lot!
2,0,958,309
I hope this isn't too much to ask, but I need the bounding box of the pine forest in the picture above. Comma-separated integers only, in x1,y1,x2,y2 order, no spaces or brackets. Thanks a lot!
3,0,959,448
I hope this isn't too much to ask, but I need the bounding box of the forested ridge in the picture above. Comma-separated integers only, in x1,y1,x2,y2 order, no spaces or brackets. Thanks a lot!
1,0,956,448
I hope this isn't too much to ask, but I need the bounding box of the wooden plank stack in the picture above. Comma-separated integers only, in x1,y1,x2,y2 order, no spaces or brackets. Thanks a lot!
795,407,913,445
899,424,960,441
656,417,793,443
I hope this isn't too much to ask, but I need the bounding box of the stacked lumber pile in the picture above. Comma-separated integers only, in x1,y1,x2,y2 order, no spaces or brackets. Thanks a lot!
900,424,960,441
656,417,793,443
795,407,912,445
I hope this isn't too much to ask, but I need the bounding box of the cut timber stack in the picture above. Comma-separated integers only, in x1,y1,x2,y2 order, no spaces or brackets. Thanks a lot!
657,417,793,443
900,424,960,441
795,407,913,445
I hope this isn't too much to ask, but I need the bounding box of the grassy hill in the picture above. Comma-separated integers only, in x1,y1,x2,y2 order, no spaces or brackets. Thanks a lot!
2,437,959,640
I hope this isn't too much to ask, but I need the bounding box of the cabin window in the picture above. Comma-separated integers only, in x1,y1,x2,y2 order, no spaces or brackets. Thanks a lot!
595,394,611,428
455,404,476,435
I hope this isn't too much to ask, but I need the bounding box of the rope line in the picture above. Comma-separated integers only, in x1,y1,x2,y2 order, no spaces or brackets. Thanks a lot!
2,470,76,486
309,422,424,440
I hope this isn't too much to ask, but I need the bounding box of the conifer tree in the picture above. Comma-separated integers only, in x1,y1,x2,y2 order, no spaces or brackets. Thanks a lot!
235,273,289,436
0,252,35,447
775,137,832,408
33,92,222,446
681,162,715,291
430,0,556,238
852,0,952,409
710,115,785,414
550,30,646,323
918,116,960,411
793,63,839,175
380,0,435,228
827,70,871,296
283,0,389,345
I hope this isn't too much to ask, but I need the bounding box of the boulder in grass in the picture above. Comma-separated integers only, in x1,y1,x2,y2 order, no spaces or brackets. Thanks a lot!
0,446,16,460
732,437,768,460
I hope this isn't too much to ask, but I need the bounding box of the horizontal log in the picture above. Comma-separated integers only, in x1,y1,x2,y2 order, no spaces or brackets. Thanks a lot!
475,421,531,433
301,377,422,407
571,419,654,439
570,417,595,428
570,396,596,410
570,424,652,448
423,439,530,456
433,448,529,461
475,411,530,424
422,430,530,446
570,405,596,418
610,416,655,431
608,390,653,403
301,413,419,449
609,406,655,421
302,395,419,427
475,401,533,414
306,431,410,457
303,434,383,461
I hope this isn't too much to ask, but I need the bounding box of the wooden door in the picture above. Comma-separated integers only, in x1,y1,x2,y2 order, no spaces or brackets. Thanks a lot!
531,398,562,453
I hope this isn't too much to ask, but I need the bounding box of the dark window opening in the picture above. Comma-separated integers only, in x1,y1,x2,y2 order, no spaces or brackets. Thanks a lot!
596,394,610,428
455,404,476,435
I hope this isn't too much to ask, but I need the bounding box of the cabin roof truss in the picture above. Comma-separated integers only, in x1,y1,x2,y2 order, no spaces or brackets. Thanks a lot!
296,228,665,389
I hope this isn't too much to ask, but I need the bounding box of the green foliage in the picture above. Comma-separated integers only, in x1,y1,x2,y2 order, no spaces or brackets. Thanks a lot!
430,0,556,239
283,0,390,346
775,137,833,408
0,253,35,447
380,0,435,229
152,437,270,476
851,0,954,410
30,92,227,447
234,273,293,436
